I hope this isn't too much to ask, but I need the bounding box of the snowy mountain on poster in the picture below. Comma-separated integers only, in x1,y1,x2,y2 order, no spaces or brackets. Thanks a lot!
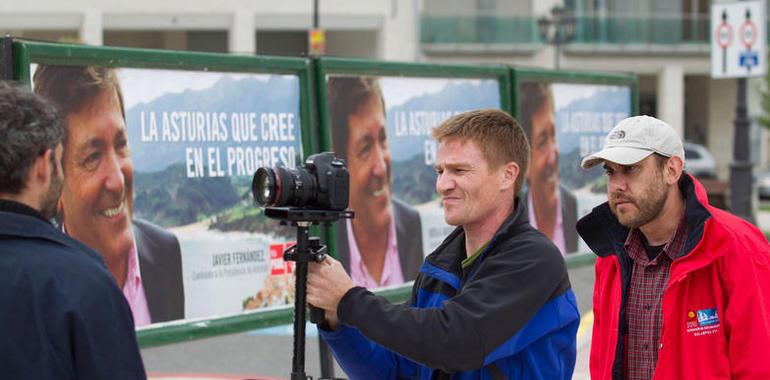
385,80,500,162
556,86,631,155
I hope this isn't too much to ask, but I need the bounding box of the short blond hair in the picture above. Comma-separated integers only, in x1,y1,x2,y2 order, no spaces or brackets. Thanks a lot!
432,109,530,195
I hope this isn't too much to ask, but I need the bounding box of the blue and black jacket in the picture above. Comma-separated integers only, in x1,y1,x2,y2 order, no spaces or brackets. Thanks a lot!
321,199,580,379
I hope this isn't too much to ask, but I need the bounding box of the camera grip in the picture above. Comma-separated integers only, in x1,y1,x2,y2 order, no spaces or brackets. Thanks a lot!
309,304,326,325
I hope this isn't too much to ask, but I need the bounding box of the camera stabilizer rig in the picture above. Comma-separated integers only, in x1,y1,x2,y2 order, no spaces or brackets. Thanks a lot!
253,153,353,380
265,208,353,380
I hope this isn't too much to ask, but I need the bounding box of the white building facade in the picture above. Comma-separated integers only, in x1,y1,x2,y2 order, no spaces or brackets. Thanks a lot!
418,0,770,178
2,0,768,176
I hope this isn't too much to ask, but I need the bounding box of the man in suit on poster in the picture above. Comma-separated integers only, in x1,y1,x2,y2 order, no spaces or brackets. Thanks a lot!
519,81,578,255
328,75,423,287
34,64,184,325
0,82,146,378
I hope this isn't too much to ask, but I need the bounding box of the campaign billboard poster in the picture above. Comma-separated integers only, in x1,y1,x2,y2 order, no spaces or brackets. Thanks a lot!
323,74,502,289
31,64,304,326
516,80,632,255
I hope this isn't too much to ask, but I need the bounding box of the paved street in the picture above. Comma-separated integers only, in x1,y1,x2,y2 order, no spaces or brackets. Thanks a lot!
142,265,597,379
759,207,770,231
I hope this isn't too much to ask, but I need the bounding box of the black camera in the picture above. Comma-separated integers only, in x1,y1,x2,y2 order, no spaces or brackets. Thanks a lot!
252,152,352,379
252,152,350,211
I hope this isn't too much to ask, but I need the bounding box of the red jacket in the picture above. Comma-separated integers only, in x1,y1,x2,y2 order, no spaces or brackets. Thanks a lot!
577,175,770,379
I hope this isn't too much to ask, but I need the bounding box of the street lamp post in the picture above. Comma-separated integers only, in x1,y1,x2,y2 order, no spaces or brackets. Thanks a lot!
538,6,576,70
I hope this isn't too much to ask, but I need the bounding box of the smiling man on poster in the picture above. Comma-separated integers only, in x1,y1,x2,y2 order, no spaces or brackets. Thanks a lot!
519,81,578,255
0,83,146,379
328,76,424,287
34,65,184,325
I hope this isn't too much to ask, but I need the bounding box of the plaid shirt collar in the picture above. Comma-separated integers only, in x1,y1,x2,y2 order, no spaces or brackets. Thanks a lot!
624,218,688,264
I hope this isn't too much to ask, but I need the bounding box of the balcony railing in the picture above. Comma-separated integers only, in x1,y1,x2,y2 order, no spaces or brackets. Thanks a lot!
421,13,767,46
420,15,538,44
572,13,709,44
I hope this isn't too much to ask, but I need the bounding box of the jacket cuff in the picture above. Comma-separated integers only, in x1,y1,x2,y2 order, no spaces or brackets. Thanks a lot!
337,286,368,325
318,322,353,339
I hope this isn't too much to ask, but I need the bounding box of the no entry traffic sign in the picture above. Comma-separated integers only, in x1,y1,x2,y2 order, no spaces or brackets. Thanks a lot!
711,0,766,78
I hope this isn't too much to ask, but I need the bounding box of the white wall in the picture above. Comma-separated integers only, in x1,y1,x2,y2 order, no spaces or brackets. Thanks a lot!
708,78,737,179
0,0,408,59
5,0,762,176
380,0,420,61
658,65,685,137
328,30,380,59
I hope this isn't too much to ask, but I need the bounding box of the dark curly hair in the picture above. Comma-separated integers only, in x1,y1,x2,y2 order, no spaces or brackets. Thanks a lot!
0,82,65,194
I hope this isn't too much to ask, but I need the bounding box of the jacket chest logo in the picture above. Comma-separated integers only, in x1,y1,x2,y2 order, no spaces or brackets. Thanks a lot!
685,307,720,337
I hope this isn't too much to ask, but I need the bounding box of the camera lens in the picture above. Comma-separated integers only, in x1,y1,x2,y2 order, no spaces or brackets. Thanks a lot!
253,167,278,206
252,166,315,208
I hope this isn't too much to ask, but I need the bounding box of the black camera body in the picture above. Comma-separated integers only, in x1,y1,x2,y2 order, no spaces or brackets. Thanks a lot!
303,152,349,211
252,152,349,212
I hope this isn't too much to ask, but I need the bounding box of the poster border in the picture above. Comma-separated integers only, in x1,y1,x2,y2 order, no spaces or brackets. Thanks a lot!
10,38,319,346
314,56,512,265
5,40,633,347
511,67,638,264
12,39,318,156
511,67,639,119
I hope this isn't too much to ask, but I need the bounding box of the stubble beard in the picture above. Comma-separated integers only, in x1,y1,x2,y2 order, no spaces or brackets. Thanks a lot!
40,167,63,220
611,172,669,229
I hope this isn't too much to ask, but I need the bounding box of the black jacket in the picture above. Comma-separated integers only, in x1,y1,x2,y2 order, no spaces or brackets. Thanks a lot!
0,201,146,379
322,199,580,379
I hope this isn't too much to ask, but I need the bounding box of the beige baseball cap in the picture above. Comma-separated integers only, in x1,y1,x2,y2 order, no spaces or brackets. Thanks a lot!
581,115,685,169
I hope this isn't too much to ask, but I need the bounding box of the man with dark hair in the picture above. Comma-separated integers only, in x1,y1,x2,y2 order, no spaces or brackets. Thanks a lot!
0,83,146,378
33,65,184,325
307,108,579,379
326,75,423,287
579,115,770,379
518,81,578,254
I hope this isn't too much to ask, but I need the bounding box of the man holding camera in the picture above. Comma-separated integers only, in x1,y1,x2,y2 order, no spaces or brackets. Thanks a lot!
0,83,146,378
308,109,579,379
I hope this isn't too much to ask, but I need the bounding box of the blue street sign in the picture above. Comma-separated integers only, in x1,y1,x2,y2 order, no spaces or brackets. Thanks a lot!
740,50,759,68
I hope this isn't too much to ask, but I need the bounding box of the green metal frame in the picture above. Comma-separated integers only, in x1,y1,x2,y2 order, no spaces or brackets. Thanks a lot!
308,58,515,348
6,41,625,348
12,39,317,156
511,67,638,266
510,67,639,119
314,56,512,263
10,39,319,347
138,284,415,348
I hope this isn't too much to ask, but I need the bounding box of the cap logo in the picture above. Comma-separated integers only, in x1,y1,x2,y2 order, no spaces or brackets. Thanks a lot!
609,130,626,140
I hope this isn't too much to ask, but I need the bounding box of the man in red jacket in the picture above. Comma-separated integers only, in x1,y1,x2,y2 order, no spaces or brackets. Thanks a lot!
578,115,770,379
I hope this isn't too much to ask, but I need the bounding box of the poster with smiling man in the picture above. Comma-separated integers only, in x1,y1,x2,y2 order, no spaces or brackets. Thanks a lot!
33,64,304,325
